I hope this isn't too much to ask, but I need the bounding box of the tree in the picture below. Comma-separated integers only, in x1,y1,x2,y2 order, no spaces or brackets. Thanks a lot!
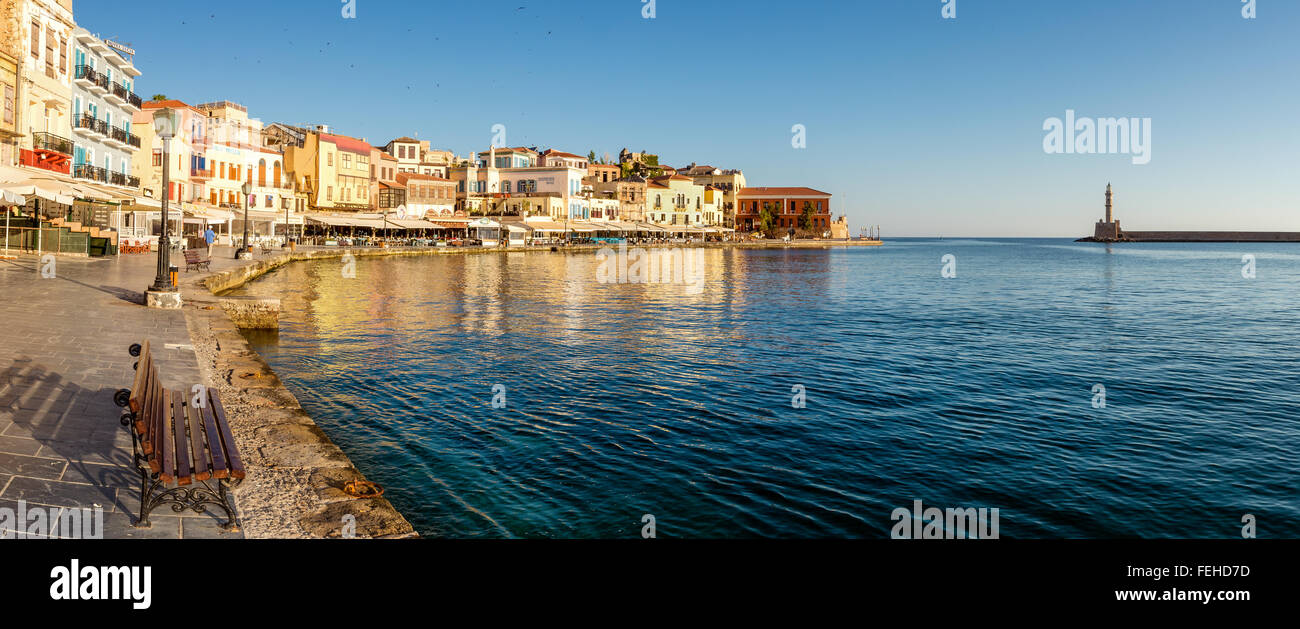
799,202,815,232
151,94,167,101
759,202,777,235
587,150,597,164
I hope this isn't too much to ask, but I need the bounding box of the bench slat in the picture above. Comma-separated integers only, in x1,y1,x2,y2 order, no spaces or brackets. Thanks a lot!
200,399,229,480
171,390,191,486
128,340,151,413
185,394,211,482
208,391,245,480
158,382,175,484
134,356,156,449
147,372,163,475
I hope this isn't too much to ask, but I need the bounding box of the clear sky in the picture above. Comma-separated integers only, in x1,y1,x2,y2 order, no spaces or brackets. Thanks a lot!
75,0,1298,236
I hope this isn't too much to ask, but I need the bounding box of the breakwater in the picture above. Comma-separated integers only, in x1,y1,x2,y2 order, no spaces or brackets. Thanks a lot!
1077,231,1300,243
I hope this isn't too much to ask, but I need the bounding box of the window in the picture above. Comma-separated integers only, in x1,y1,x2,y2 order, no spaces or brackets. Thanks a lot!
31,22,39,58
342,153,351,169
45,27,55,75
327,152,333,166
152,150,162,167
60,38,67,73
3,85,13,125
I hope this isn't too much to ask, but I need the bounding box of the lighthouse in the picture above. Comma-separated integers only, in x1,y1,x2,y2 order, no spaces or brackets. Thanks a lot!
1093,183,1121,241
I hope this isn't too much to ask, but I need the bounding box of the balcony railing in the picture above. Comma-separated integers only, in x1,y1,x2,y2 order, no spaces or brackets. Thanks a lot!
109,126,129,145
73,163,108,183
108,171,126,186
75,113,97,132
125,92,142,109
74,64,99,84
127,175,140,188
127,133,140,148
191,167,213,178
32,132,73,155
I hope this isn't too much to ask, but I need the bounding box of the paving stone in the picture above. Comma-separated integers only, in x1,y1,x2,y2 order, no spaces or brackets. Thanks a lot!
0,452,67,479
0,475,123,512
100,511,182,539
180,516,245,539
0,435,43,456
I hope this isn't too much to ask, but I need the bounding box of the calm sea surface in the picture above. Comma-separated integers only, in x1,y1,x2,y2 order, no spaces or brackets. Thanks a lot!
229,239,1300,538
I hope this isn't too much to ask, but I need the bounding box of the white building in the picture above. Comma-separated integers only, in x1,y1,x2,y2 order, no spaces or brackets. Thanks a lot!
69,27,142,190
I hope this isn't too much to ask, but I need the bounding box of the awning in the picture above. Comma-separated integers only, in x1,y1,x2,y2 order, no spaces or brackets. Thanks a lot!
520,219,567,232
386,218,445,230
186,205,236,222
636,222,668,233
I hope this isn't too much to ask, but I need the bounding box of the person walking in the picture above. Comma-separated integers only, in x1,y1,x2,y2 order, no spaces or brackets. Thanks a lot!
204,226,216,257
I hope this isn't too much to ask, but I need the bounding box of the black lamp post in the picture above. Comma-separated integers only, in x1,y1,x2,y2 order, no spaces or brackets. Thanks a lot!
237,180,251,258
149,107,178,292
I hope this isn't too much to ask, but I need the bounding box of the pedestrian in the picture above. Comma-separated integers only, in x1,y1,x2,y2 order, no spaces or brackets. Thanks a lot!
204,226,216,257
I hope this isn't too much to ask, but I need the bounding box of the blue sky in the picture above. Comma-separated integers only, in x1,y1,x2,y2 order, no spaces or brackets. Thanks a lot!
76,0,1298,236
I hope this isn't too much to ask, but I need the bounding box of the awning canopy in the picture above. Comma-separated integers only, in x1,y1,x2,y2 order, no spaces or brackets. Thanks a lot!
636,222,668,233
520,219,567,232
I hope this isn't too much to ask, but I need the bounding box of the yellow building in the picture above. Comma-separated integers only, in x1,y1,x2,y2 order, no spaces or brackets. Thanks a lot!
285,127,371,212
647,174,705,226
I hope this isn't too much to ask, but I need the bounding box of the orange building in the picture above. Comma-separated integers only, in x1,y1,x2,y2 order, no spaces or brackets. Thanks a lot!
735,187,832,234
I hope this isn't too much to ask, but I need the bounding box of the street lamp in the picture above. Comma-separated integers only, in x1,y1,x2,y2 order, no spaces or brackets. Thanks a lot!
149,107,178,292
237,180,251,258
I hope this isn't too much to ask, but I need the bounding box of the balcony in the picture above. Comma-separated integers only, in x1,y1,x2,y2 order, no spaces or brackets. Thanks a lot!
89,73,109,94
127,133,140,149
73,64,98,89
127,175,140,188
108,171,127,186
123,91,142,111
73,113,98,136
104,82,126,105
32,132,73,155
73,163,108,184
190,167,213,179
105,126,129,148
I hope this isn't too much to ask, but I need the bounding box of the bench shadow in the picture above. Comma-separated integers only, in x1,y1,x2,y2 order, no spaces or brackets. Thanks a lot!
0,354,238,533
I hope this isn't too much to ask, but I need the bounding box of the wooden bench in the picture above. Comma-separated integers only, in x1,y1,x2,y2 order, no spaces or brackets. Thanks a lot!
260,242,274,255
183,248,210,272
113,340,244,530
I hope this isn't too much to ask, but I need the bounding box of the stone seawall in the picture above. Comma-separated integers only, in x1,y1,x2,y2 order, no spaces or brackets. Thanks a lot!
1078,231,1300,243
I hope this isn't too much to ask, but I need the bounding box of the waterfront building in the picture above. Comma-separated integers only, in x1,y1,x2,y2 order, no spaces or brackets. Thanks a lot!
452,146,586,220
646,174,705,226
385,136,420,173
68,27,142,191
0,49,18,167
587,162,619,184
540,149,588,170
702,185,723,226
395,172,455,218
14,0,75,176
193,101,297,236
591,175,646,221
284,127,372,212
687,166,745,228
589,197,620,221
735,186,833,234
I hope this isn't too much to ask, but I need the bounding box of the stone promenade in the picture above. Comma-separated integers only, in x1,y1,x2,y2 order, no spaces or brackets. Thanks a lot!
0,248,241,537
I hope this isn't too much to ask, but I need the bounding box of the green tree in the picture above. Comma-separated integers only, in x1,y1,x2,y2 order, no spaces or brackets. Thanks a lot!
151,94,167,101
759,202,777,235
587,150,597,164
799,202,815,232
